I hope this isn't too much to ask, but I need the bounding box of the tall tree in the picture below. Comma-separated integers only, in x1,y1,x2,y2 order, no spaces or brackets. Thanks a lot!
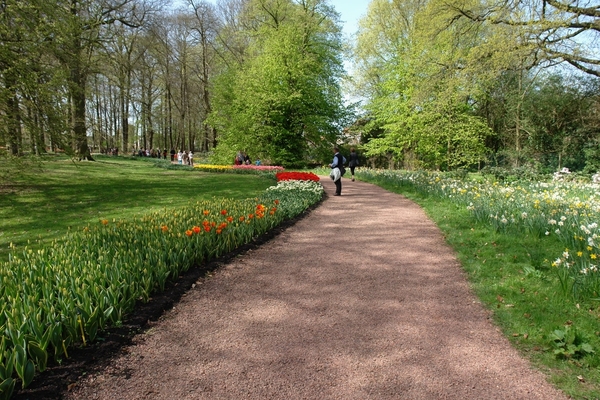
210,0,347,167
355,0,497,169
48,0,151,160
190,0,218,151
0,0,56,155
134,30,162,152
104,23,145,153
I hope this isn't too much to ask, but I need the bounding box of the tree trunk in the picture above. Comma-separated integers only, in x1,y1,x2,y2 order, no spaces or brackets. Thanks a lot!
121,66,132,154
7,94,22,156
167,85,174,150
69,40,94,160
5,71,22,156
121,89,129,153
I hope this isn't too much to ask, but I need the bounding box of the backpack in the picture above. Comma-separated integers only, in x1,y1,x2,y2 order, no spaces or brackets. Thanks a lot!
337,154,346,176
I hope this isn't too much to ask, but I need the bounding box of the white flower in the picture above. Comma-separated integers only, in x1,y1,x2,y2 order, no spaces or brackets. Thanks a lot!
545,231,550,236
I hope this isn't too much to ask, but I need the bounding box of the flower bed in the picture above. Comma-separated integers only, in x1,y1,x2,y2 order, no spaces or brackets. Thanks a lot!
194,164,284,173
276,171,320,182
233,165,284,172
357,168,600,300
193,164,233,172
0,176,322,397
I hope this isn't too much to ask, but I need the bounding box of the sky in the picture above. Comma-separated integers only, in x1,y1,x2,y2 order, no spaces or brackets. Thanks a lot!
328,0,369,39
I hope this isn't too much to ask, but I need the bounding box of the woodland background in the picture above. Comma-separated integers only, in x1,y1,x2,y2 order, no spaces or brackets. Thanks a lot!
0,0,598,172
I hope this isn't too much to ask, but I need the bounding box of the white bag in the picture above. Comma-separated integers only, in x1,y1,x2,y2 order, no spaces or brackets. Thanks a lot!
329,167,341,182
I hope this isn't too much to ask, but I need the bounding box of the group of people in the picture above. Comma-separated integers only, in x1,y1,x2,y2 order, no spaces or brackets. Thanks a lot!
133,148,195,166
106,147,119,156
235,151,258,165
135,148,166,158
174,149,194,166
329,147,359,196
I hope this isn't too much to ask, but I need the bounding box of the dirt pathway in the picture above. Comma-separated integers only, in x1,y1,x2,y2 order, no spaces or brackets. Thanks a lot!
67,178,567,399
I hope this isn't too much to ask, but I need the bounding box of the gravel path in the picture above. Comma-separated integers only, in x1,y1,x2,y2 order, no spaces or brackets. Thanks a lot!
67,178,567,399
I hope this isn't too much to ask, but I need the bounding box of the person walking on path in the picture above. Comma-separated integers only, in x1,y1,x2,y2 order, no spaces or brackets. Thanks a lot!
329,147,346,196
348,147,359,181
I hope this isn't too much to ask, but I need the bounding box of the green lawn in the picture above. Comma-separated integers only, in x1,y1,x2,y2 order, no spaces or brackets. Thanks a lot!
0,155,275,262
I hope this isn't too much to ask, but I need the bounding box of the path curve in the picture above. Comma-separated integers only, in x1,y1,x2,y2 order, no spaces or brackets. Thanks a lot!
68,178,566,399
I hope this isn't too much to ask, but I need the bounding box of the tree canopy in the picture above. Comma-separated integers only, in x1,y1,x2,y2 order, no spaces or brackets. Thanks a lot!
208,0,348,167
352,0,599,172
1,0,598,172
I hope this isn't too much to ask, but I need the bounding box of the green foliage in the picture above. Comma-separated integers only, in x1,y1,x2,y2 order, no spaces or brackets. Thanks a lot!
583,142,600,175
0,0,70,156
209,0,348,168
480,165,546,182
356,0,496,171
550,326,595,360
353,0,600,175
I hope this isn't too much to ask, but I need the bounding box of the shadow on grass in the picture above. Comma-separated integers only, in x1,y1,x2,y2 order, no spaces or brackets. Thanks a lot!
0,157,274,261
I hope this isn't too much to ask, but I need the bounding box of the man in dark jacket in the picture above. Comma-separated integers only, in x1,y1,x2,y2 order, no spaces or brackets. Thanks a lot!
329,147,346,196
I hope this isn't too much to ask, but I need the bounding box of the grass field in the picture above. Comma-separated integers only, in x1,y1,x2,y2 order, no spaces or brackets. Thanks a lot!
0,155,275,262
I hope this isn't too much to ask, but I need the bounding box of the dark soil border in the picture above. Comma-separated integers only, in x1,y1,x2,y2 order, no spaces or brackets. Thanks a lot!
12,196,325,400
